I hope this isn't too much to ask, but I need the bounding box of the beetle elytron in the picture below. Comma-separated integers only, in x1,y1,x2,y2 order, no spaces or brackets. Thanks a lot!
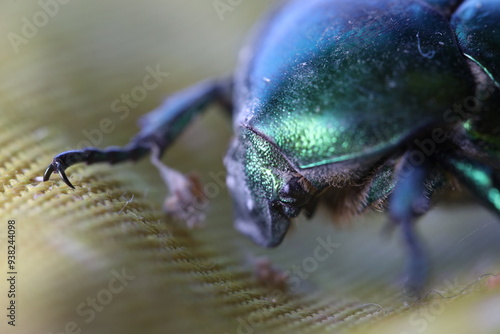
44,0,500,293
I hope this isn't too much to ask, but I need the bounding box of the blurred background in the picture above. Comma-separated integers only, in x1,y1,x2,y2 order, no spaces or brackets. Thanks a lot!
1,0,500,333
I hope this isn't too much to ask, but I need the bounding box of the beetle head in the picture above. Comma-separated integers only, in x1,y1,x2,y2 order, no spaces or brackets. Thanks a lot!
224,128,315,247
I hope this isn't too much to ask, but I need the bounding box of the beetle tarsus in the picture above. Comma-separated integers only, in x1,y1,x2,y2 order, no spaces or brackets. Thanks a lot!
43,77,233,189
43,145,150,188
43,159,75,189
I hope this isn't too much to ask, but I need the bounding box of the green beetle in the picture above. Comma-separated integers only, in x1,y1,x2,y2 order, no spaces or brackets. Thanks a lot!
44,0,500,293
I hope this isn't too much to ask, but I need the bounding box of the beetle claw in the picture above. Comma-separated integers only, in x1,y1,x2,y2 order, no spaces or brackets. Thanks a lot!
43,159,75,189
58,166,75,189
42,163,54,182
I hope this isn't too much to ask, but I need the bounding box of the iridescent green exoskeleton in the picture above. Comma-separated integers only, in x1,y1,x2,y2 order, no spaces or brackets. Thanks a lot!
44,0,500,294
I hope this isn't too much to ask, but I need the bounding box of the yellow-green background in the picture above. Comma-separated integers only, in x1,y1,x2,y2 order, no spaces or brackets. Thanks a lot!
1,1,500,333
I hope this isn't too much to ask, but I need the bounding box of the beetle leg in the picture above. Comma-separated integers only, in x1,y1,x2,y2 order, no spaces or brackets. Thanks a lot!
389,151,434,297
149,145,208,227
436,150,500,217
43,145,150,188
131,77,233,154
43,77,233,188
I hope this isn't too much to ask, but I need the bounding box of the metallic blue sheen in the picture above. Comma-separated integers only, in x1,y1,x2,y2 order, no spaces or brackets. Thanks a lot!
236,0,474,169
451,0,500,87
43,0,500,292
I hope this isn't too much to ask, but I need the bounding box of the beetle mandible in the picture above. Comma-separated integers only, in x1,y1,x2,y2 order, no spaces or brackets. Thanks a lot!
43,0,500,294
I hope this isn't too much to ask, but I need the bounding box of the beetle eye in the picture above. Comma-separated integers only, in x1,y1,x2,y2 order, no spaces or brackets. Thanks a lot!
278,176,312,207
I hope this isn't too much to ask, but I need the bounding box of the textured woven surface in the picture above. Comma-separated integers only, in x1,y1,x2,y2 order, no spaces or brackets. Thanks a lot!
1,1,500,333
